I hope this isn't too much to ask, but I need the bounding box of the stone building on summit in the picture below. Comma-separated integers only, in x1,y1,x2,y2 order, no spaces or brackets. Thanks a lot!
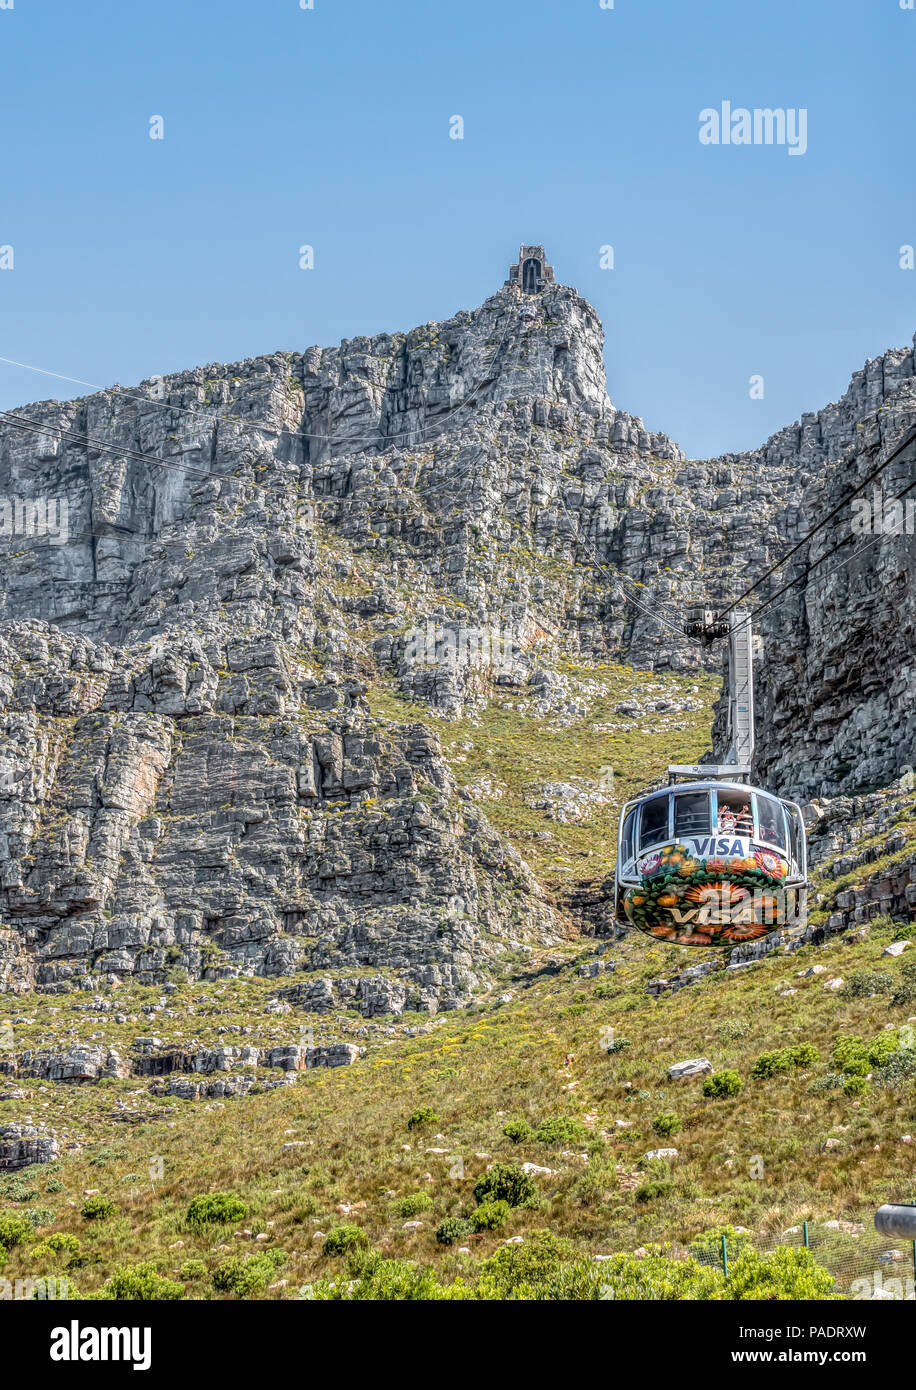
506,245,556,294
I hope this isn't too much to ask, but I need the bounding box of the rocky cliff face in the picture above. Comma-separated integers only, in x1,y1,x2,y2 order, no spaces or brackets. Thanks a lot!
2,270,914,996
749,360,916,803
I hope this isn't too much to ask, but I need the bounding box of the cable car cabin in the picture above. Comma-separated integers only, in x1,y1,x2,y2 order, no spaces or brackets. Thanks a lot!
615,782,807,947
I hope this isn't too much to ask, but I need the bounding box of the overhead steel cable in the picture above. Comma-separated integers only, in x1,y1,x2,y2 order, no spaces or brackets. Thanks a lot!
735,470,916,631
0,409,222,483
718,422,916,619
0,300,527,449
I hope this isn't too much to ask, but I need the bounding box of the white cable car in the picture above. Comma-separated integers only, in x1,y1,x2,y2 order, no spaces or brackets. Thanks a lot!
614,609,808,947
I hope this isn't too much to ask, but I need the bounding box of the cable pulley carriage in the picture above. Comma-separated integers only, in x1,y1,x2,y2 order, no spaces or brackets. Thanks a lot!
615,606,807,948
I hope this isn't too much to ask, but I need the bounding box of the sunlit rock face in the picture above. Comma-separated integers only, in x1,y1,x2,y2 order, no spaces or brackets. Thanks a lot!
1,262,914,991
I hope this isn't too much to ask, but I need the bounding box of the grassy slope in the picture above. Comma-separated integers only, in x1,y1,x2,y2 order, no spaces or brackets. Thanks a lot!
3,668,916,1298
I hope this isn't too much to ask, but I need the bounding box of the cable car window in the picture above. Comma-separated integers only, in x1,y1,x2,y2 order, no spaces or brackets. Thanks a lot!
674,791,710,838
716,790,753,835
755,794,788,851
788,805,804,870
620,808,637,866
639,795,670,851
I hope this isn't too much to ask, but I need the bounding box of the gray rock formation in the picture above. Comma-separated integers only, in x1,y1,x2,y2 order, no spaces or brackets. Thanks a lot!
0,1122,59,1169
2,259,914,996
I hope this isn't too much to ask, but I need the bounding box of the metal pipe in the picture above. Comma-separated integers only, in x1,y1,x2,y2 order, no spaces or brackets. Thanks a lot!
875,1204,916,1238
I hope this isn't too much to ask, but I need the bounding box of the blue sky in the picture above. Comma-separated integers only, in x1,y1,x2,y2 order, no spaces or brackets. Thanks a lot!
0,0,913,458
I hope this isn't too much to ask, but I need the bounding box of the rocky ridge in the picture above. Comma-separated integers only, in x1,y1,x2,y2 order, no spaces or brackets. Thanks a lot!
2,268,915,1001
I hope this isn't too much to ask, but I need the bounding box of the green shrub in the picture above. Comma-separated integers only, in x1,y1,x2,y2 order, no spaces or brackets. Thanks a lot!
831,1030,909,1079
185,1192,247,1227
21,1207,53,1229
534,1116,589,1147
604,1037,631,1054
322,1223,368,1256
212,1250,286,1296
714,1246,837,1301
435,1216,471,1245
635,1179,674,1203
570,1157,619,1208
80,1195,116,1222
868,1029,907,1068
0,1213,33,1250
806,1072,846,1093
311,1256,456,1301
407,1107,439,1131
840,971,893,1000
843,1075,869,1097
688,1225,752,1265
752,1051,784,1080
831,1033,870,1076
652,1113,682,1139
473,1163,540,1209
752,1044,818,1080
469,1200,510,1232
873,1050,916,1090
502,1120,534,1144
703,1070,742,1099
178,1258,208,1282
31,1232,83,1268
476,1230,575,1298
91,1262,185,1301
892,973,916,1007
394,1191,433,1218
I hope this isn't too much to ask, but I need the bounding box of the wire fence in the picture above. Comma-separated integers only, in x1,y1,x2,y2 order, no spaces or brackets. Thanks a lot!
688,1218,916,1299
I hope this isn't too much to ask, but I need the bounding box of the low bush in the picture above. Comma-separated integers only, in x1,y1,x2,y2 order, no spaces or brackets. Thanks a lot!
322,1223,368,1256
635,1179,674,1204
752,1044,818,1080
703,1070,742,1099
0,1213,33,1250
840,971,893,1000
407,1107,439,1131
435,1216,471,1245
473,1163,539,1209
91,1262,185,1301
806,1072,846,1094
873,1050,916,1090
535,1116,589,1146
212,1250,286,1296
469,1200,510,1232
31,1232,83,1268
80,1195,116,1222
394,1191,433,1219
185,1193,247,1228
652,1113,682,1139
502,1119,534,1144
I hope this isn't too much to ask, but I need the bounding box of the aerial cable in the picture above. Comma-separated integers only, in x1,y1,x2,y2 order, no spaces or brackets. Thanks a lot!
737,470,916,630
0,409,225,484
0,300,527,449
718,421,916,619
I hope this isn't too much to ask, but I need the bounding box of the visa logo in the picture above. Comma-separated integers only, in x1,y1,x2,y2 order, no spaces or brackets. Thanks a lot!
689,837,747,857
